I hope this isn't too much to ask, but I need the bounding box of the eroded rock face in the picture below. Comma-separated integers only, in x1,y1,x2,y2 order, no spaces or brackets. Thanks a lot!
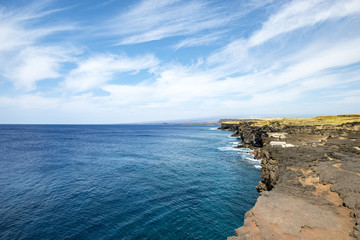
230,122,268,147
223,121,360,239
219,123,239,132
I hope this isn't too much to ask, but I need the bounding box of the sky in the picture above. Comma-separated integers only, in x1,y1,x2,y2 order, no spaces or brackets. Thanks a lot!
0,0,360,123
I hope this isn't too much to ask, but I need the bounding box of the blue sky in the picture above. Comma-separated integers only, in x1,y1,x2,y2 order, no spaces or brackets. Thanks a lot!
0,0,359,123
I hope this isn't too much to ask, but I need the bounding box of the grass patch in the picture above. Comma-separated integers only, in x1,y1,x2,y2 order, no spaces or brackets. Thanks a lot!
251,115,360,127
221,115,360,127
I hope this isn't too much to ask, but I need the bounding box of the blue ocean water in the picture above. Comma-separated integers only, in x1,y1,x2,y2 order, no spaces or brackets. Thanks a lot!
0,125,260,240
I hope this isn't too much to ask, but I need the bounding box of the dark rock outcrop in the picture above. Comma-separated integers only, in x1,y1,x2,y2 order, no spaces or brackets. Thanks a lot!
219,123,239,132
221,119,360,239
236,122,268,147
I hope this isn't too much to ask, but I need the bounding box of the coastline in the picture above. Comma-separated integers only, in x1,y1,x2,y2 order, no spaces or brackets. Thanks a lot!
220,116,360,239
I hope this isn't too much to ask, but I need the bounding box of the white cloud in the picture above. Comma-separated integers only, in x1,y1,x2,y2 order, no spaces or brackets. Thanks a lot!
0,94,60,109
0,1,78,91
208,0,360,67
274,37,360,83
4,46,76,91
123,35,360,110
220,37,360,98
249,0,360,47
64,54,159,92
112,0,229,44
109,0,262,45
172,31,225,50
0,1,75,52
102,84,152,106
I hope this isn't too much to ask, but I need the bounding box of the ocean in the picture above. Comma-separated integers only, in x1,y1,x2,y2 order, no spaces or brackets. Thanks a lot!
0,125,260,239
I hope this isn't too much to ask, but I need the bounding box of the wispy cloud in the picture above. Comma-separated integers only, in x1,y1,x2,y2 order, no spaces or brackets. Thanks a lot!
4,46,77,91
0,1,78,91
64,54,159,92
249,0,360,47
110,0,229,45
206,0,360,76
0,94,60,109
108,0,267,45
0,1,75,52
97,17,360,112
172,31,226,50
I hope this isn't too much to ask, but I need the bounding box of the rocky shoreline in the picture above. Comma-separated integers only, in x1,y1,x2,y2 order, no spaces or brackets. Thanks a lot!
220,116,360,239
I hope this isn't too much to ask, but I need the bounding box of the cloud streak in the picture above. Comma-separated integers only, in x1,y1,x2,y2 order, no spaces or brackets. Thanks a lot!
109,0,269,45
249,0,360,47
0,0,78,91
0,1,76,52
64,54,159,92
172,31,226,50
110,0,230,45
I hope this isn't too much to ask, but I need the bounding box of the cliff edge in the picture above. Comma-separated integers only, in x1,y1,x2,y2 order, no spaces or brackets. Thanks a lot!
221,115,360,239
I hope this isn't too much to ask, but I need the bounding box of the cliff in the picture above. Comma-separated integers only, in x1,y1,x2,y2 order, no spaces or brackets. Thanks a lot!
221,115,360,239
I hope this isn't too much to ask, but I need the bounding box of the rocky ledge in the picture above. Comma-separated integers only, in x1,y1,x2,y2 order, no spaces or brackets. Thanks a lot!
221,115,360,239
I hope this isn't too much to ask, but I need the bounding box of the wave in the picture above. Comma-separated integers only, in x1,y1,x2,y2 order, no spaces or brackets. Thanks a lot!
237,149,253,153
244,157,261,163
217,146,243,151
209,127,219,130
218,146,261,168
237,151,261,169
229,136,242,139
245,158,261,169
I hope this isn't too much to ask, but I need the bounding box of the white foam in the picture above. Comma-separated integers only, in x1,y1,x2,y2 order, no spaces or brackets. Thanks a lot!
217,146,242,151
239,152,262,169
245,157,261,163
230,141,240,145
219,144,261,169
237,149,253,153
209,127,219,130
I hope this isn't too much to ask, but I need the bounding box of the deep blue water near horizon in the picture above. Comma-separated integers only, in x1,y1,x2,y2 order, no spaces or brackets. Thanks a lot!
0,125,261,240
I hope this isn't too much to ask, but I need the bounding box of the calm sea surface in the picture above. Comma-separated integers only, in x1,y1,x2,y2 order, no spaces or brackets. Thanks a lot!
0,125,260,239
